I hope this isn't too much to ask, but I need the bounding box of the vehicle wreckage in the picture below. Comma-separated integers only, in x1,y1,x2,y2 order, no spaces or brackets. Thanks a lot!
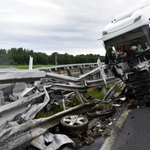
2,3,150,150
102,3,150,105
0,62,121,150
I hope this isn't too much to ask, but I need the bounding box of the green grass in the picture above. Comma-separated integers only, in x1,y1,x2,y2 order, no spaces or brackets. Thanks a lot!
87,87,104,100
115,86,121,93
86,84,121,100
0,65,55,69
35,105,63,119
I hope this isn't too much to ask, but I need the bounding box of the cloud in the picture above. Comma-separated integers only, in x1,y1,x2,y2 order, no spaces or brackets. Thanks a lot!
0,0,149,56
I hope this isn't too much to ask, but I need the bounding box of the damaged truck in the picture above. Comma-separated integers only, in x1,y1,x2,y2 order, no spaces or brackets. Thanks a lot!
102,4,150,104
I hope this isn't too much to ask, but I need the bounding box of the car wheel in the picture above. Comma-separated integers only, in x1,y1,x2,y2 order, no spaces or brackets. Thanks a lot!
60,115,88,136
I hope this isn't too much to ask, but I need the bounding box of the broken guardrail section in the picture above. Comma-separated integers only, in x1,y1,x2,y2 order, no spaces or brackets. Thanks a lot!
0,62,120,150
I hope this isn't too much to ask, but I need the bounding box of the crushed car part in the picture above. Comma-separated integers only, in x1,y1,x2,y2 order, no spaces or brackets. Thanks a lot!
31,132,76,150
60,115,88,136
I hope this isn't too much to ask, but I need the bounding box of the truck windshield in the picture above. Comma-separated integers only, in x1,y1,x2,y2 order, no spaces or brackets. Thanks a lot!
104,25,150,63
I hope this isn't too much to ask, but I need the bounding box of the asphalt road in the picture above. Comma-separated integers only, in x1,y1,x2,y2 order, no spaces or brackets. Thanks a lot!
79,138,105,150
111,107,150,150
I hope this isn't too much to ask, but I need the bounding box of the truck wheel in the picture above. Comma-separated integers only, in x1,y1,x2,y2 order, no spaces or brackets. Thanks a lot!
60,115,88,136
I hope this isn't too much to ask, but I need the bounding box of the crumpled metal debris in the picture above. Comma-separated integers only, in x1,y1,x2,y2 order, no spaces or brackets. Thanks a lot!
0,92,44,130
31,132,76,150
87,107,116,117
21,85,51,121
21,95,49,121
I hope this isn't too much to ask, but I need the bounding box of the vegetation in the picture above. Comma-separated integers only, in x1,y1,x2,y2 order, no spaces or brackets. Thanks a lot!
35,105,63,119
0,65,54,69
87,87,104,100
0,48,105,65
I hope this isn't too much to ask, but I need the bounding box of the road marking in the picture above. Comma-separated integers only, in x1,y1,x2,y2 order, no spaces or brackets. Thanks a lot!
100,109,131,150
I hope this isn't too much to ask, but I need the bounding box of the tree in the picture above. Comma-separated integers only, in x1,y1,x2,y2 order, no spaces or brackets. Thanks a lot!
0,48,105,65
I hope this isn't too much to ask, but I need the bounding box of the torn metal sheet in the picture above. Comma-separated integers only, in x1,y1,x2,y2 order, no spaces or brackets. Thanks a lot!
0,92,44,130
21,86,51,121
20,87,35,98
21,100,47,121
31,132,76,150
12,83,35,99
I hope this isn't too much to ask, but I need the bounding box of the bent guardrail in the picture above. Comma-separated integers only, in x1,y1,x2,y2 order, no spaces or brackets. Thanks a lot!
0,62,120,150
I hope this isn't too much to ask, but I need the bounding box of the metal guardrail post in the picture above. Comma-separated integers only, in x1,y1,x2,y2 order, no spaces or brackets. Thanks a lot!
79,67,84,74
61,98,66,110
89,66,92,71
29,56,33,70
66,68,72,76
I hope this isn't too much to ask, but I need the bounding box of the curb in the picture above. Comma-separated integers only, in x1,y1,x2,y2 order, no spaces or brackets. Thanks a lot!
100,109,131,150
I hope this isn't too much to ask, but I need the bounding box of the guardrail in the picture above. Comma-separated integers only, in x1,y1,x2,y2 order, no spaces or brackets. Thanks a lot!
36,63,99,73
0,62,119,150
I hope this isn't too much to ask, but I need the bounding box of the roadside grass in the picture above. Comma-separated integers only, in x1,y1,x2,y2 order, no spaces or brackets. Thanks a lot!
0,65,55,69
86,84,121,100
115,86,121,93
35,105,63,119
87,88,104,100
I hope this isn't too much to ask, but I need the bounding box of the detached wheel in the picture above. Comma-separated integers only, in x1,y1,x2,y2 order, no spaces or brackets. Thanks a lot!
60,115,88,136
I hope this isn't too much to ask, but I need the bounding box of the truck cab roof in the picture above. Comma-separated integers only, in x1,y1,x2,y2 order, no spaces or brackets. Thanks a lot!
102,4,150,41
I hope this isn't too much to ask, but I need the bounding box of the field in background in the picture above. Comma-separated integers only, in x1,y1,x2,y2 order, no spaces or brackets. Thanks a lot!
0,65,55,69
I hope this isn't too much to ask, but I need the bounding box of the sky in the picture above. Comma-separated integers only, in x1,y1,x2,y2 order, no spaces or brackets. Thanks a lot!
0,0,149,56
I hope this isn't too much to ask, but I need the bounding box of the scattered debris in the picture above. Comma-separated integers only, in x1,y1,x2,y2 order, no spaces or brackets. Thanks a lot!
87,107,116,117
0,64,125,150
31,132,76,150
120,97,126,101
127,99,137,108
112,104,121,107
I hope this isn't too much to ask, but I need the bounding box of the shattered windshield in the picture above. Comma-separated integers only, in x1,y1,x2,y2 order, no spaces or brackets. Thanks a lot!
104,25,150,63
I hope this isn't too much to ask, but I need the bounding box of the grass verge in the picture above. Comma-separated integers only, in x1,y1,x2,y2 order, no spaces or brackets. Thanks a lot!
0,65,55,69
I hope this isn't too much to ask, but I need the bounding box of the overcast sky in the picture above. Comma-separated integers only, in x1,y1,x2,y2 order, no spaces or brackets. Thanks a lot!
0,0,149,56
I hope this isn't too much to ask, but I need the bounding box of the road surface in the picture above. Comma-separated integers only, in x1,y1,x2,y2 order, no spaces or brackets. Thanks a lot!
111,107,150,150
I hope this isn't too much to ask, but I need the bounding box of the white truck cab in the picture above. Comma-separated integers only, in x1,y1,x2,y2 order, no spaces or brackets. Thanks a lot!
102,4,150,102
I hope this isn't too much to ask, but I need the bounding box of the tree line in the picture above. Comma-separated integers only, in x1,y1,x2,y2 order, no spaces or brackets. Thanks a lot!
0,48,105,65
